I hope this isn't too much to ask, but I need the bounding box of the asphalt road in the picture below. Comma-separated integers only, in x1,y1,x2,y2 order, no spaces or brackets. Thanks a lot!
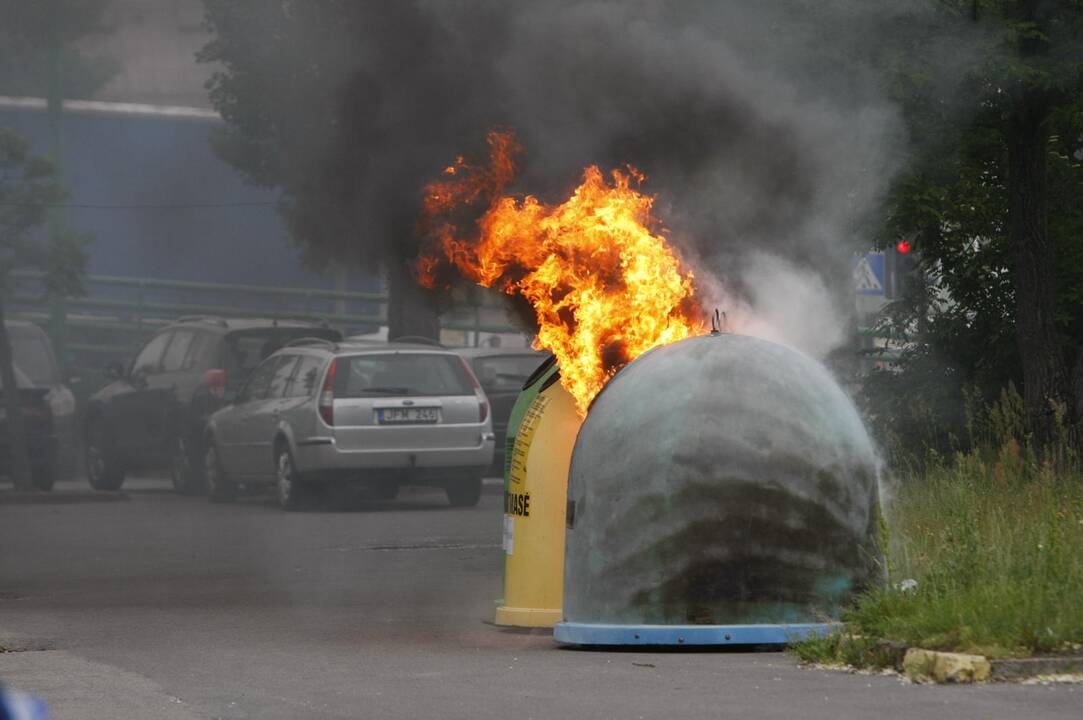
0,479,1078,720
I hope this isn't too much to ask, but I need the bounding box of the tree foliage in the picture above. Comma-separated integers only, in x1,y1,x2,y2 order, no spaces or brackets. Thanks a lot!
865,0,1083,457
0,130,64,275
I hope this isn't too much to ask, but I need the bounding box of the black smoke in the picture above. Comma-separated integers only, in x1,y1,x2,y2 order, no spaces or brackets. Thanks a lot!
203,0,957,351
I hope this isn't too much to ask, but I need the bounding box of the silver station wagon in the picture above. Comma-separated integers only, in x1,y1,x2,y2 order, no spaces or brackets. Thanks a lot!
203,338,495,510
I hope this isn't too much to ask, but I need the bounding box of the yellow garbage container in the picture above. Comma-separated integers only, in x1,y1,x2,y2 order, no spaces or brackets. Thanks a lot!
494,363,583,627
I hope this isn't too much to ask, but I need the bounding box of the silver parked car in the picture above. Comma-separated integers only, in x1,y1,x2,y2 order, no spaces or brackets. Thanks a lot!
203,338,495,509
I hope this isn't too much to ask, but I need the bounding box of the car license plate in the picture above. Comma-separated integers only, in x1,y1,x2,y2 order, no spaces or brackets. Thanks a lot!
378,407,439,424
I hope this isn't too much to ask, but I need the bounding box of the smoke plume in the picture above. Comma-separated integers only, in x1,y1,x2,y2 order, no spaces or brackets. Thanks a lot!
207,0,952,356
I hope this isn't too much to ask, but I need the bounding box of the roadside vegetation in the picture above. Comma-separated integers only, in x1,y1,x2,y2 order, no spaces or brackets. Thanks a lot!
794,387,1083,667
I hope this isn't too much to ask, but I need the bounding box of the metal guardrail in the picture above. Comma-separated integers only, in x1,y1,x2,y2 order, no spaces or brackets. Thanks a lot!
855,325,905,366
8,271,524,371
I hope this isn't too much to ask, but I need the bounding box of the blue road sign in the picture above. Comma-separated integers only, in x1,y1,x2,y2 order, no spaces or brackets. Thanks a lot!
852,252,885,296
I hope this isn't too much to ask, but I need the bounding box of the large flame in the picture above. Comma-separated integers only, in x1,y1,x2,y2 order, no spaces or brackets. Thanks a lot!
418,130,704,414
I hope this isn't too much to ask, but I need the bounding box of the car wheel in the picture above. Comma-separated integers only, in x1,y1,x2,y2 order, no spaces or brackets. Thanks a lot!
31,462,54,492
204,441,236,503
85,423,125,491
445,476,482,507
170,435,205,495
275,445,305,511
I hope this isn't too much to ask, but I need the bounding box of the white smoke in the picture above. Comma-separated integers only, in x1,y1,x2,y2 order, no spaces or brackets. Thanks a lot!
694,252,847,360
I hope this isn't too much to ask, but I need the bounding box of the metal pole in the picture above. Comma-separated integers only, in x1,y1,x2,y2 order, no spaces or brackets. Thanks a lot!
473,286,482,347
334,265,348,319
136,280,145,335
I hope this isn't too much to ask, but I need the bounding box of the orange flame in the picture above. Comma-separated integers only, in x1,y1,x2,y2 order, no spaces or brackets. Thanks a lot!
418,130,704,414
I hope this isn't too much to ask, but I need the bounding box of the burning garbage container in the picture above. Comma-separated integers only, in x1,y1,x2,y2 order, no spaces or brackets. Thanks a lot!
554,332,883,646
495,357,584,627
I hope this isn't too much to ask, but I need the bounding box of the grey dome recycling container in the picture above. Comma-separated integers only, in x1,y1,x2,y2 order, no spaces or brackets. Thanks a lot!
553,332,884,646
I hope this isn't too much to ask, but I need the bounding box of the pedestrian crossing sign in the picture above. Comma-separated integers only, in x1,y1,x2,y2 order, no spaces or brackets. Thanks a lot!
853,253,884,295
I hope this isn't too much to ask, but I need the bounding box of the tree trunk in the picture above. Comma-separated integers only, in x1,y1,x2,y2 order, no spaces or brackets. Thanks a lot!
386,257,440,342
1070,345,1083,435
1008,90,1070,446
0,295,33,490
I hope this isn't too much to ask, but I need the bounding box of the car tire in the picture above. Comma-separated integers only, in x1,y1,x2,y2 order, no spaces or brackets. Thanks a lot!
85,423,125,491
170,435,205,495
445,476,483,507
204,441,236,503
275,445,305,511
31,462,54,492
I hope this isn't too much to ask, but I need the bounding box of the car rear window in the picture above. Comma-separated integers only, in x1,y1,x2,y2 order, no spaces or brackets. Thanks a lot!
286,355,325,398
335,353,475,398
161,330,196,372
472,355,548,391
223,328,339,382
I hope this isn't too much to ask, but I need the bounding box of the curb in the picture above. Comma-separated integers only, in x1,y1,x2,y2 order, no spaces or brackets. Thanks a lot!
990,656,1083,681
0,639,57,653
0,491,129,505
901,647,1083,684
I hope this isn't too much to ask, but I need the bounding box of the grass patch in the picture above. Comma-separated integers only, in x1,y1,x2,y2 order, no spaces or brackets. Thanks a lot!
790,633,902,670
794,438,1083,665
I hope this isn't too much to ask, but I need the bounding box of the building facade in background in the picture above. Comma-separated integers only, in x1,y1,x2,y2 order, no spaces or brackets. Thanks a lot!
85,0,214,109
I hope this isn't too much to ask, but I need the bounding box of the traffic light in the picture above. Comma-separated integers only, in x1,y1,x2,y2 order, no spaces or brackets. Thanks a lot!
884,239,917,299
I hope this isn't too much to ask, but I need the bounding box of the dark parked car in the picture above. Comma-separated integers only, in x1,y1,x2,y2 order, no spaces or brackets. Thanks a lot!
456,347,550,474
6,321,78,476
84,317,342,492
0,364,58,491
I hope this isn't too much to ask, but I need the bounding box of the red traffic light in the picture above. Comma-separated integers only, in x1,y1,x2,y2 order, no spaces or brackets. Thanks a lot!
896,239,912,255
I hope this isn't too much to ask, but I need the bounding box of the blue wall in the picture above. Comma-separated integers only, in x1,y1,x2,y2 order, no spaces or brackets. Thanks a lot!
0,107,379,292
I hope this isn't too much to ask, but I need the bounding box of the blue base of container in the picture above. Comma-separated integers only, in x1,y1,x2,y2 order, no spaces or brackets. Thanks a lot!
553,621,838,647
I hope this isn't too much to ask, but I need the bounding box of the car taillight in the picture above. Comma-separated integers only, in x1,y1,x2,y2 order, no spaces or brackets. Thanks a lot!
21,399,50,421
319,359,336,426
206,369,227,399
457,357,488,423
